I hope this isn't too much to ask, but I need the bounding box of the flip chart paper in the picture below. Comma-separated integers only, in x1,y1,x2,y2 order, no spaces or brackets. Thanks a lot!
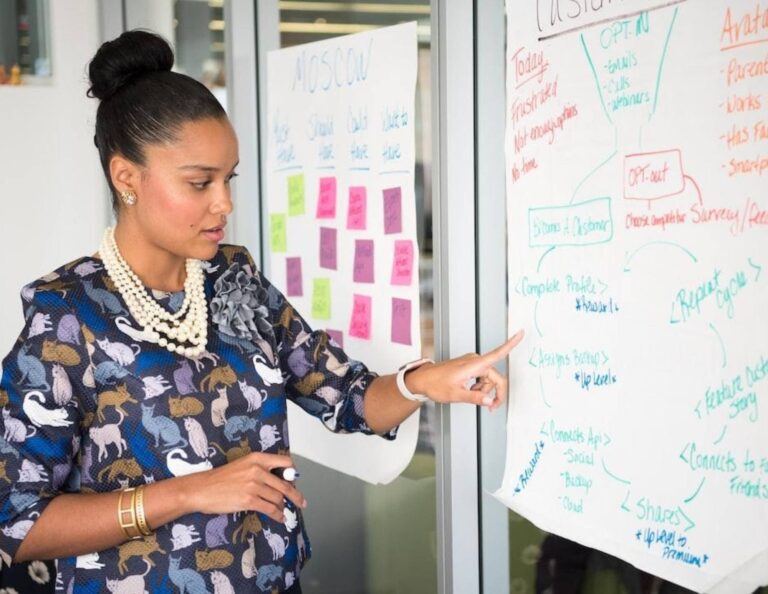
266,23,421,484
498,3,768,592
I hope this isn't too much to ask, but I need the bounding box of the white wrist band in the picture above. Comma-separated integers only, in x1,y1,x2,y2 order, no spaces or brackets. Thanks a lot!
396,358,435,402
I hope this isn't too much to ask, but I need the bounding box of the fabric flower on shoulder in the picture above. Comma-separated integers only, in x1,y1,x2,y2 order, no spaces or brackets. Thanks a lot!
210,263,274,344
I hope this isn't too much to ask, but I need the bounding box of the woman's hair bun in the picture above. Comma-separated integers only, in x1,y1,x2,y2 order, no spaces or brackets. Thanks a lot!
88,30,174,101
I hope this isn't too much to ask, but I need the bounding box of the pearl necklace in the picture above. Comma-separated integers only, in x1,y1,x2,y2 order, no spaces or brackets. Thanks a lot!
99,227,208,357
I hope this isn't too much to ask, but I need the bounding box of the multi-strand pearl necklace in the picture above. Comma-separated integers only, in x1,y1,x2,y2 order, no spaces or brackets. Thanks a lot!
99,227,208,358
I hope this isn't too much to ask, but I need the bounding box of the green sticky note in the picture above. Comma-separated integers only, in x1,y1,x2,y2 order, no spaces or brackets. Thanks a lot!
288,174,305,216
270,213,287,253
311,278,331,320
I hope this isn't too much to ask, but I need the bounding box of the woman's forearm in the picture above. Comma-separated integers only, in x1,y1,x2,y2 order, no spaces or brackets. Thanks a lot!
13,474,193,562
363,373,423,434
363,336,522,433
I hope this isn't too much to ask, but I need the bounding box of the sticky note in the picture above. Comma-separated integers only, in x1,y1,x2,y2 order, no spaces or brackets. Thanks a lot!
318,227,337,270
383,187,402,234
349,294,372,340
317,177,337,219
311,278,331,320
353,239,375,283
347,186,367,230
326,329,344,348
288,174,305,216
286,257,303,297
270,214,287,253
391,298,412,345
391,240,415,286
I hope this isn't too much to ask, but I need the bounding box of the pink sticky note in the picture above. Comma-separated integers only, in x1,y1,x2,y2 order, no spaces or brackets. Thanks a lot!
383,187,402,234
391,298,412,345
286,257,303,297
326,329,344,348
347,186,367,230
317,177,337,219
391,240,414,286
319,227,337,270
353,239,375,283
349,294,372,340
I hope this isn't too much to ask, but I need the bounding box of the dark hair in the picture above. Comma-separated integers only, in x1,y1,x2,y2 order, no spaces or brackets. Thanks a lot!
88,30,226,213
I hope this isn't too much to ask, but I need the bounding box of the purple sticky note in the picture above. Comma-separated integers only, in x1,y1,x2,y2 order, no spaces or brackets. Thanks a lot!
326,329,344,348
353,239,375,283
347,186,367,230
391,240,414,286
317,177,337,219
286,257,303,297
391,298,412,345
319,227,337,270
383,187,402,234
349,294,372,340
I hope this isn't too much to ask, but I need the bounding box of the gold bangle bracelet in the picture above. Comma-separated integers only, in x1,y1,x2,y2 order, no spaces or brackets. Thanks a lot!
117,487,140,540
135,485,153,537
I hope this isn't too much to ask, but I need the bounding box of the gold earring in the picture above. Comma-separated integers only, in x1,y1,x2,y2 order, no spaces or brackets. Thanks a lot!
120,190,137,206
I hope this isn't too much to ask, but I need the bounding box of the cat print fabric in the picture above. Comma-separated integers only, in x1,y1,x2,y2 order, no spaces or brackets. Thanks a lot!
0,245,393,593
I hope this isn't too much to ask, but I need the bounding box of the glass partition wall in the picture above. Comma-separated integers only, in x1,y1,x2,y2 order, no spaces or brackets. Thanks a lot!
273,3,436,593
174,0,227,108
0,0,51,78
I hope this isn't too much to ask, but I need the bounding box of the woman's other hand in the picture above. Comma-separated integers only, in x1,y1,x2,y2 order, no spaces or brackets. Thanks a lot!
181,452,307,523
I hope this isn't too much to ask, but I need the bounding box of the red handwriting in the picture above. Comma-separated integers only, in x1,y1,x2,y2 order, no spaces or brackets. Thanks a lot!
725,54,768,86
510,76,559,127
625,209,687,232
510,155,539,185
723,92,763,113
721,4,768,51
727,155,768,176
623,150,685,202
626,198,768,237
513,104,578,156
510,47,549,89
721,120,768,149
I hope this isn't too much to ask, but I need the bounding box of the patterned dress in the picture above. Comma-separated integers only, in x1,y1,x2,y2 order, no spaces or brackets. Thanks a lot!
0,244,394,593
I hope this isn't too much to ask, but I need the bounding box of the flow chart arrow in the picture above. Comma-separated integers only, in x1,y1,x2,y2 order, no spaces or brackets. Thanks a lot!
534,299,543,337
684,478,706,504
709,323,727,368
624,241,698,273
713,425,727,445
537,246,556,273
602,458,631,486
539,375,552,409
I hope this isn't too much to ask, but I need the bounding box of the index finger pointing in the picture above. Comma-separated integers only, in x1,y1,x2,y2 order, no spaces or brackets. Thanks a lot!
476,329,525,367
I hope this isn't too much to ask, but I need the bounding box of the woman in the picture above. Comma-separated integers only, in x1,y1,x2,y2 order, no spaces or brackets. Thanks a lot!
0,31,523,593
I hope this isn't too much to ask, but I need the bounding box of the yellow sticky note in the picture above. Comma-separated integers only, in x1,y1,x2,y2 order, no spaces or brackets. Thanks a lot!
270,213,287,253
311,278,331,320
287,174,305,216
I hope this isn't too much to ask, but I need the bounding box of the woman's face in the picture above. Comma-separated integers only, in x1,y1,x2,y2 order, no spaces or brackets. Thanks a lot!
129,116,239,262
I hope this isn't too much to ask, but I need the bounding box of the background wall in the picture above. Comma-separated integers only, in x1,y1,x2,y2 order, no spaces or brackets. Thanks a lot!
0,0,107,355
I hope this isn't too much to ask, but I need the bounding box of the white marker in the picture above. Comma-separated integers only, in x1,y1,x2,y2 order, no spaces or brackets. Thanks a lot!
271,467,300,481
